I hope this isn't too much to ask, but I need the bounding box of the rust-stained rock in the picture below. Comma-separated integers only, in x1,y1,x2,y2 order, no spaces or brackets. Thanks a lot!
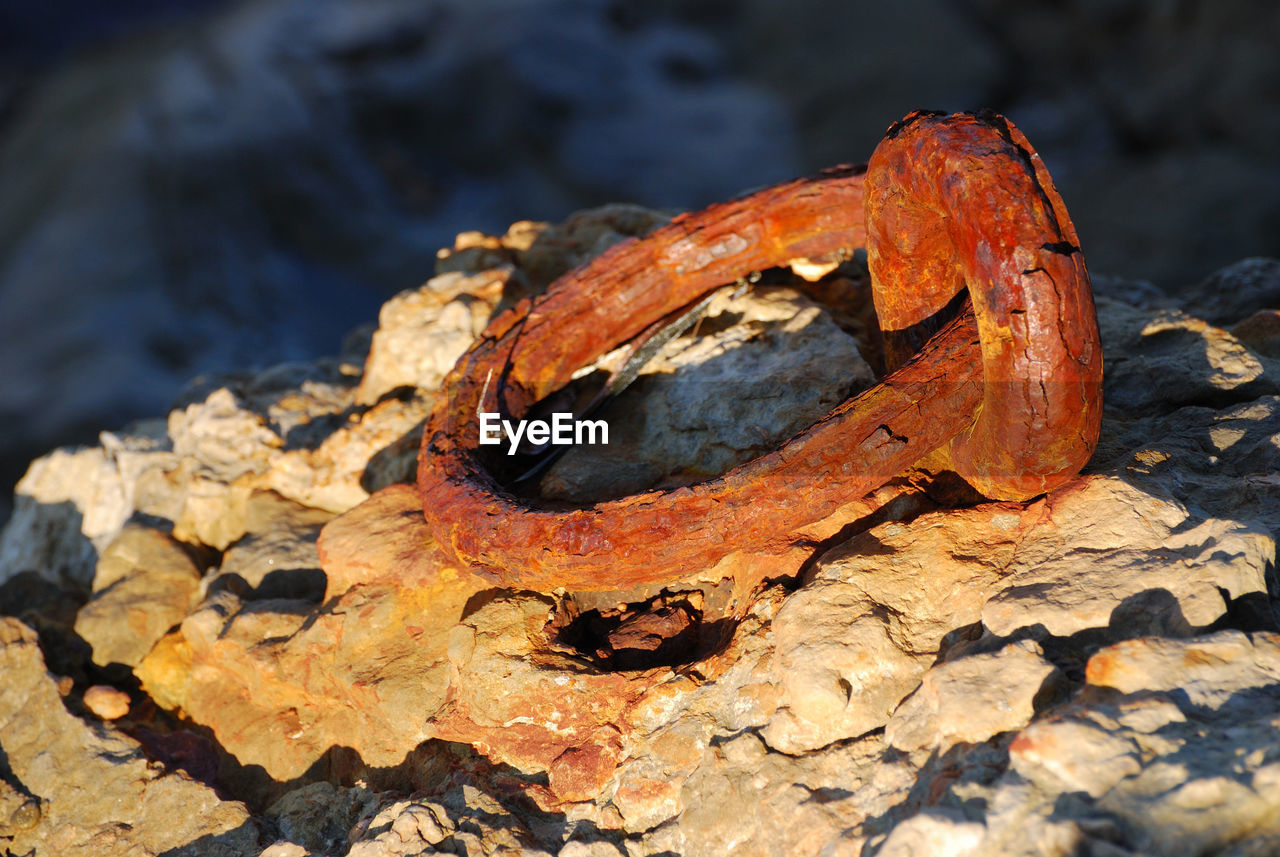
427,592,649,804
101,202,903,793
135,485,485,780
315,483,471,598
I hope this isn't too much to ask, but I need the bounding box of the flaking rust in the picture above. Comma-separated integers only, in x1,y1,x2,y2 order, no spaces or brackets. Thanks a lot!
417,110,1103,591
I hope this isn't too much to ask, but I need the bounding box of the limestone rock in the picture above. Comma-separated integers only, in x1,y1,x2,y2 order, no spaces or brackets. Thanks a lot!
265,393,429,515
345,801,452,857
164,388,288,550
259,844,309,857
247,377,429,520
885,640,1062,754
589,588,930,853
0,570,92,683
762,465,1271,754
0,617,258,856
354,268,512,406
762,577,923,755
265,782,378,855
6,200,1280,857
1,361,423,594
1099,297,1280,417
488,204,672,290
206,491,334,603
603,593,787,833
1183,258,1280,326
0,446,133,587
541,286,874,502
342,791,556,857
995,632,1280,857
1231,309,1280,359
976,478,1271,639
876,811,986,857
74,523,203,668
1084,631,1280,711
169,387,283,483
557,842,626,857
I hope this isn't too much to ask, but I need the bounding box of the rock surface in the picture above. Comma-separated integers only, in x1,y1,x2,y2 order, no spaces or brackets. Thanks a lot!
541,284,875,502
2,200,1280,855
884,640,1061,754
0,617,258,856
74,523,203,668
132,487,486,781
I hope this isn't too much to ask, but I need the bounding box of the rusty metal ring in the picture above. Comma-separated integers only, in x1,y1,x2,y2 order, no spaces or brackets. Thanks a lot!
417,110,1102,591
867,110,1102,500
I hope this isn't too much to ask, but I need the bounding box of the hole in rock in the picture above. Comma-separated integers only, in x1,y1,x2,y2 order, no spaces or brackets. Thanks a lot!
547,588,737,671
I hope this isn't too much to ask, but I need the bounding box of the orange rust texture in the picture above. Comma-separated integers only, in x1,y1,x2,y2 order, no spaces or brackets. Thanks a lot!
867,111,1103,500
417,111,1102,591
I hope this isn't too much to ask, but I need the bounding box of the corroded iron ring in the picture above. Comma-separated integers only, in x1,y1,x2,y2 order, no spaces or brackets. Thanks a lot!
417,110,1102,591
867,111,1102,500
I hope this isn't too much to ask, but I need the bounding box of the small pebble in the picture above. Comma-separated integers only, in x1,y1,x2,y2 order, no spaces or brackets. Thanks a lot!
10,798,41,830
83,685,131,720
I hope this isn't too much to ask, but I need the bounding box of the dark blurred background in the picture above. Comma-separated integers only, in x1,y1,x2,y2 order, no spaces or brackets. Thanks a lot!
2,0,1279,525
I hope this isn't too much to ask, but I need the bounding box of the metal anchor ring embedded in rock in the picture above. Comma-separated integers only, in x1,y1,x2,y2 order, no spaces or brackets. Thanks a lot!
417,110,1104,591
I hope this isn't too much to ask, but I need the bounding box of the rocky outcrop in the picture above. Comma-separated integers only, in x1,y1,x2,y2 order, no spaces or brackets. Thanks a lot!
2,200,1279,854
133,252,880,785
